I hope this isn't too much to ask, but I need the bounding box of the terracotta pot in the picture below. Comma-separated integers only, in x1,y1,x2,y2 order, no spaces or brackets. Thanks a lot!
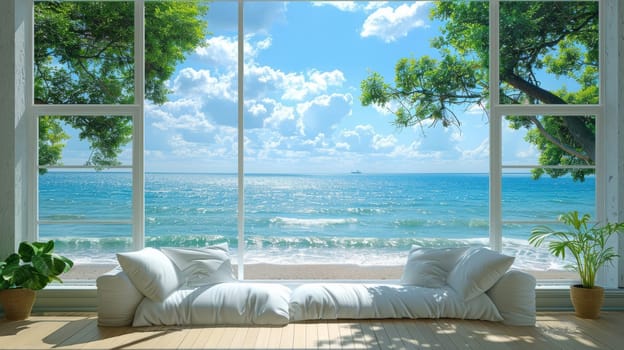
0,288,36,321
570,284,604,319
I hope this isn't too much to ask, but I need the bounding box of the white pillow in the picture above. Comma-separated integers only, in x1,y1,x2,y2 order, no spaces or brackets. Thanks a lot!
400,246,469,287
446,247,515,301
161,243,236,287
116,247,181,302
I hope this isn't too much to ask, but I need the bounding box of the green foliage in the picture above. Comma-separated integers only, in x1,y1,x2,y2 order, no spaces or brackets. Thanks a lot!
529,211,624,289
360,2,598,180
35,1,209,173
0,241,74,291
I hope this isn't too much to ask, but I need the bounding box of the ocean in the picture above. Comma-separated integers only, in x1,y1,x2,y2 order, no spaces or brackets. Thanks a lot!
38,172,595,271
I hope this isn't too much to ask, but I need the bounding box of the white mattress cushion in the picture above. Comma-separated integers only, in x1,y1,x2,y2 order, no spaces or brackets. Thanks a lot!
132,282,292,326
487,270,537,326
289,283,502,322
447,247,515,301
400,246,470,287
161,243,236,287
117,247,181,302
96,267,145,327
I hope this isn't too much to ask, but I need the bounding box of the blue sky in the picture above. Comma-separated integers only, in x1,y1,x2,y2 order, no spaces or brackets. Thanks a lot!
65,1,538,174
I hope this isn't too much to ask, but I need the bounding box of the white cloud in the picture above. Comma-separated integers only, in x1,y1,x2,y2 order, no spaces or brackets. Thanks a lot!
283,69,346,100
195,36,238,69
312,1,388,12
195,35,273,70
361,2,429,42
172,68,236,101
336,125,398,155
296,93,353,137
147,99,215,133
458,137,489,160
313,1,359,12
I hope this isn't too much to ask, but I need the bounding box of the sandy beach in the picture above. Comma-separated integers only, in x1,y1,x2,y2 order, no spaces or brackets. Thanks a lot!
60,263,577,282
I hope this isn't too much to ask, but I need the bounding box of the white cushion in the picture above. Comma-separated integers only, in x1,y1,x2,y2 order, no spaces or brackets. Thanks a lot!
447,247,515,301
96,267,145,326
161,243,236,287
400,246,470,287
133,282,292,326
289,283,502,322
117,247,181,302
487,270,537,326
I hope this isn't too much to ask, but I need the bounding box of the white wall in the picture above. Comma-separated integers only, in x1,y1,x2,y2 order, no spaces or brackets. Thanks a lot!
0,0,31,258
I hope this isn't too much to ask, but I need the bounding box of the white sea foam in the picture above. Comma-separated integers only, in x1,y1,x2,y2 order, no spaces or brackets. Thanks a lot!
270,217,358,226
68,238,571,274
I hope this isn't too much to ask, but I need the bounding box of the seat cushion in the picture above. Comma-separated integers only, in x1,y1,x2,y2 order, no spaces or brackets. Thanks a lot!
289,283,502,322
132,282,292,326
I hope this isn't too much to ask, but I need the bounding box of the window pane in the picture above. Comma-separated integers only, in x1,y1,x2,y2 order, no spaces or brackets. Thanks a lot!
144,173,238,248
242,1,490,279
502,223,579,283
38,171,133,222
143,1,238,265
499,1,599,105
34,1,135,104
502,171,595,221
39,115,133,169
39,222,132,282
502,115,596,174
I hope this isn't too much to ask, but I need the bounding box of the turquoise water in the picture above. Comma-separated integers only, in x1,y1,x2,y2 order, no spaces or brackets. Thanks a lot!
38,172,594,269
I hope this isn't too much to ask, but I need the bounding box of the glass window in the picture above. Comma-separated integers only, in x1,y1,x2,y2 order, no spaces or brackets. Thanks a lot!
31,0,605,284
500,113,597,280
37,115,134,273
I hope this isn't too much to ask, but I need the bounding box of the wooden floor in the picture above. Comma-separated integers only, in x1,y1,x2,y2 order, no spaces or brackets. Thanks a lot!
1,312,623,349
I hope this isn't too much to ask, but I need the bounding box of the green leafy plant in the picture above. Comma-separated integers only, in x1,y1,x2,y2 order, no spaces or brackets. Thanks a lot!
0,240,73,290
529,211,624,288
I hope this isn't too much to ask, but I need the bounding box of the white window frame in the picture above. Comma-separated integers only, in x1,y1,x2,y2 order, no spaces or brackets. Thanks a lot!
29,0,608,284
30,0,146,251
489,0,604,256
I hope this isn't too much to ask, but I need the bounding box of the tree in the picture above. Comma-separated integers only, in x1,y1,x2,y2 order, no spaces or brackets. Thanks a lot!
35,1,209,173
360,2,598,181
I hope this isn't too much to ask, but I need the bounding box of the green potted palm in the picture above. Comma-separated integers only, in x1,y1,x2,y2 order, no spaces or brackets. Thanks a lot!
529,211,624,319
0,240,74,320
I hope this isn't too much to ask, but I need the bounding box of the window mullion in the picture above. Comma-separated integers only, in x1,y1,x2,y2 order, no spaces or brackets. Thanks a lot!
489,0,502,252
133,0,146,251
237,0,245,280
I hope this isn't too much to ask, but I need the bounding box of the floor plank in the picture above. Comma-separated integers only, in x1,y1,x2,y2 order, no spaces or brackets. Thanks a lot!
1,312,624,349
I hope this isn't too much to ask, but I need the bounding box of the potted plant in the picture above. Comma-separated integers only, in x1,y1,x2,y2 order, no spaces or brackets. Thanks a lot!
529,211,624,319
0,240,73,320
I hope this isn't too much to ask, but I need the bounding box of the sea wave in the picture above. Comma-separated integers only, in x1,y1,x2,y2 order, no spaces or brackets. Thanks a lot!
393,218,489,229
54,235,572,272
269,217,358,227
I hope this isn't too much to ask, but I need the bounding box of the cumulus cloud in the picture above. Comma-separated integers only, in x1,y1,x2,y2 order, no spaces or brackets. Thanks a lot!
312,1,359,12
195,35,273,70
458,138,489,160
338,125,397,153
296,93,353,137
361,2,429,42
313,1,389,12
172,68,236,101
